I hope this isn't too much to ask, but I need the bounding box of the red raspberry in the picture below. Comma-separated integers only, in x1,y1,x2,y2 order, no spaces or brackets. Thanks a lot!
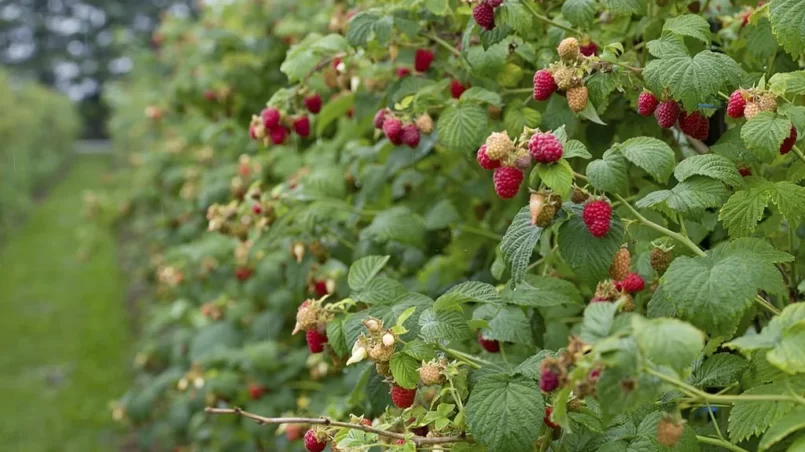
739,166,752,177
637,91,658,116
781,126,798,154
544,406,559,429
477,145,501,170
582,200,612,237
478,334,500,352
414,49,434,72
655,101,680,128
313,280,328,296
528,132,564,163
293,116,310,137
727,90,746,118
451,79,468,99
678,111,704,137
472,3,495,30
580,41,598,56
396,67,411,78
487,0,504,6
235,266,253,281
261,108,281,129
306,329,328,353
304,94,322,114
401,124,421,148
617,272,645,293
533,70,558,101
390,385,417,408
332,57,343,70
252,204,262,215
248,384,265,400
695,113,710,140
269,126,288,144
396,439,406,445
539,367,560,392
493,167,524,199
373,109,389,129
304,429,327,452
407,418,429,436
589,368,601,381
383,117,404,145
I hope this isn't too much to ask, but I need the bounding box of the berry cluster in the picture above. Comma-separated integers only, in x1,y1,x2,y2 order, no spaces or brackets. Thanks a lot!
637,92,709,139
249,106,312,145
532,38,590,113
538,337,600,402
727,88,798,154
373,108,431,148
293,298,332,354
472,0,503,30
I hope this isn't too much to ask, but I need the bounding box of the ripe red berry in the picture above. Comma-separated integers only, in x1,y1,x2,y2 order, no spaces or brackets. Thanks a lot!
390,385,417,408
739,166,752,177
396,439,406,445
618,272,645,293
544,406,559,429
306,329,328,353
383,117,404,145
582,200,612,237
414,49,435,72
304,94,322,114
252,204,262,215
678,111,704,138
235,266,253,281
637,91,659,117
293,116,311,137
304,429,327,452
472,3,495,30
270,126,288,144
477,145,501,170
401,124,421,148
261,108,281,129
313,280,328,296
528,132,564,163
493,167,524,199
248,384,265,400
478,334,500,352
655,100,680,128
695,113,710,140
373,109,389,129
396,67,411,78
781,126,798,154
727,90,746,118
579,41,598,56
487,0,504,6
533,70,558,101
539,367,560,392
451,79,468,99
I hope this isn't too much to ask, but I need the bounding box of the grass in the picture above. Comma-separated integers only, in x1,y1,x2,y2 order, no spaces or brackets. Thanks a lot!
0,153,132,452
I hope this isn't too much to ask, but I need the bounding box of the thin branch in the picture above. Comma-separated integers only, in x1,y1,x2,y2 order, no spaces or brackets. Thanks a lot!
302,53,347,83
614,194,707,257
425,33,461,57
453,223,502,241
646,368,803,405
205,407,473,446
696,435,750,452
791,145,805,167
520,1,578,35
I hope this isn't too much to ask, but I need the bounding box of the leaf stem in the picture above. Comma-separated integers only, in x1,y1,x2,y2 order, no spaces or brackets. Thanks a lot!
438,345,491,369
646,368,803,404
425,33,461,57
791,145,805,167
696,435,750,452
453,223,502,241
614,194,706,257
520,1,578,35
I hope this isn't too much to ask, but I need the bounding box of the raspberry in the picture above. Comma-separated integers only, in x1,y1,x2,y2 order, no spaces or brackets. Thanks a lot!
235,266,253,281
678,111,703,137
270,126,288,144
397,67,411,78
618,272,645,293
571,187,589,204
534,204,557,227
759,93,777,112
553,66,575,91
620,293,635,312
248,384,265,400
567,86,588,113
695,113,710,140
313,280,328,297
252,204,263,215
477,145,501,170
515,154,533,170
487,0,504,7
293,116,310,137
485,132,515,160
557,37,580,61
727,90,746,118
580,41,598,56
306,329,328,353
609,247,631,281
528,132,564,163
472,3,495,30
744,102,761,119
360,418,372,426
304,94,322,114
781,126,797,155
594,280,618,301
655,100,680,128
261,108,281,129
304,429,327,452
383,117,404,145
478,334,500,352
396,439,406,445
415,113,433,134
390,385,417,408
656,417,685,447
451,79,468,99
419,363,445,385
401,124,421,148
286,424,303,441
373,109,389,129
539,367,560,392
533,70,557,101
650,247,672,273
637,91,659,116
368,343,394,362
582,200,612,237
738,166,752,177
414,49,435,72
493,167,524,199
409,419,428,437
376,361,392,377
296,300,319,331
544,406,559,429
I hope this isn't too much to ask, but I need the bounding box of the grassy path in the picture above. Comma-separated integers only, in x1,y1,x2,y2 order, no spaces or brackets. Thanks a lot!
0,154,131,451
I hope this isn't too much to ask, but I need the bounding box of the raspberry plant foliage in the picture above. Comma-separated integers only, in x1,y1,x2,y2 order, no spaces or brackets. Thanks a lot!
104,0,805,451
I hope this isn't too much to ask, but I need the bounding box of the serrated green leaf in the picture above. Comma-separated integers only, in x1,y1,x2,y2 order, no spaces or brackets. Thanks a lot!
644,51,743,111
664,14,711,43
647,32,688,59
497,0,533,36
434,281,501,312
769,71,805,97
504,275,583,307
361,208,426,248
715,238,795,264
585,72,620,113
423,199,460,230
467,41,508,78
564,140,592,159
459,87,503,107
770,181,805,226
741,112,792,162
403,340,436,361
633,316,705,372
327,319,349,357
719,184,773,237
674,154,743,186
586,150,629,194
436,102,488,153
767,322,805,375
769,0,805,58
759,406,805,451
580,302,619,344
558,206,625,282
503,101,541,136
348,255,390,291
665,177,730,216
746,17,780,60
346,13,380,46
780,104,805,135
616,137,675,183
424,0,449,15
316,93,355,135
538,160,573,198
601,0,645,16
419,309,472,343
728,376,805,442
579,99,607,125
466,374,544,452
390,352,420,389
562,0,597,27
500,205,544,286
690,353,749,388
474,304,534,345
353,277,407,305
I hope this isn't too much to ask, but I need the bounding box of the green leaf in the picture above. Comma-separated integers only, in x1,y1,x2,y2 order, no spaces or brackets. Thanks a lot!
690,353,749,388
663,14,711,43
759,406,805,451
578,99,607,125
665,177,730,216
728,376,805,442
459,87,503,107
504,275,583,307
586,150,629,195
615,137,676,183
769,71,805,97
474,305,534,345
674,154,743,186
434,281,501,312
348,255,390,292
503,101,541,137
346,13,380,46
500,205,544,286
769,0,805,58
361,208,426,248
719,183,773,237
741,112,792,162
466,374,544,452
647,32,688,59
403,340,436,361
633,316,705,372
436,103,488,153
580,302,619,344
600,0,645,17
767,323,805,375
419,309,472,343
564,140,592,159
497,0,533,37
746,18,780,60
770,181,805,226
715,238,795,264
390,352,420,389
316,93,355,135
562,0,597,27
538,160,573,198
423,199,460,230
326,319,349,357
558,207,625,282
643,51,743,111
424,0,449,15
353,277,407,305
467,42,508,78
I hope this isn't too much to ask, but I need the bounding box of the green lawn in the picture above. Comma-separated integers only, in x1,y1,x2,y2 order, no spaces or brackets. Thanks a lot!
0,154,132,451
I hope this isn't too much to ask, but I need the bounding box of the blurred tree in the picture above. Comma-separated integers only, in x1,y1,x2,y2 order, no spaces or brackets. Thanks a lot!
0,0,197,137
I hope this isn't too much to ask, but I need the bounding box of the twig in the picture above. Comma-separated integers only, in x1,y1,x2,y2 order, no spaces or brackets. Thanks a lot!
791,145,805,167
696,436,750,452
614,194,706,257
205,407,473,446
302,53,347,83
425,33,461,57
520,1,578,35
646,368,803,404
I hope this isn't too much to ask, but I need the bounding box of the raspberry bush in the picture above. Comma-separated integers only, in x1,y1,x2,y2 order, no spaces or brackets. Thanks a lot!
103,0,805,451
